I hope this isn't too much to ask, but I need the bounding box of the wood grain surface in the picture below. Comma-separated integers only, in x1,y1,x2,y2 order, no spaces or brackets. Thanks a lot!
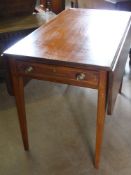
4,9,131,71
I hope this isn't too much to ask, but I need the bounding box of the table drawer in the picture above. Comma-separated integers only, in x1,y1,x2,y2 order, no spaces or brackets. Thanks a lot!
16,61,99,88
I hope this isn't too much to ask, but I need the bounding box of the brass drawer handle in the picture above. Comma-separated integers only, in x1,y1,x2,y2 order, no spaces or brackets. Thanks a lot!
24,66,34,73
76,73,86,80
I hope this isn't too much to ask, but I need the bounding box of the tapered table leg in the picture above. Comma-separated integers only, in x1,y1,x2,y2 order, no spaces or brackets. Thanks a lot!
119,78,123,94
95,71,107,169
12,73,29,150
13,76,29,150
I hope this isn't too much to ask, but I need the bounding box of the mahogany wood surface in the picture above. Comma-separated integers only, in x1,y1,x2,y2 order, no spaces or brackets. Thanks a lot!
4,9,131,168
5,9,131,70
16,60,99,89
9,58,29,150
95,70,107,169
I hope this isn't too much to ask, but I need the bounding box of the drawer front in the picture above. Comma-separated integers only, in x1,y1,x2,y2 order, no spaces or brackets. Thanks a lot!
16,61,99,88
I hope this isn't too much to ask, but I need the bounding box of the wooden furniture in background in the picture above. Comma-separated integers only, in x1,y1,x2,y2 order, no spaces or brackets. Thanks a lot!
0,0,55,95
70,0,78,8
4,9,131,168
40,0,65,14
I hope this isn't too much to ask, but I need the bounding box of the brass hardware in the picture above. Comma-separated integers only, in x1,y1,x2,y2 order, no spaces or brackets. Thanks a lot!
76,73,86,80
25,66,33,73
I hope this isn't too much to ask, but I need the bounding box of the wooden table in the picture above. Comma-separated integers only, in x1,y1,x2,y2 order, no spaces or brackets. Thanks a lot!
39,0,65,14
4,9,131,168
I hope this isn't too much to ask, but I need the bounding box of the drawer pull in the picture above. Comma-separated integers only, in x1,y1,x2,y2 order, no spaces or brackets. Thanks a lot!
76,73,86,80
25,66,34,73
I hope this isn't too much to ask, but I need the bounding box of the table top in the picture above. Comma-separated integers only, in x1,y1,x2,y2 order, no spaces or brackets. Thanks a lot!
4,9,131,71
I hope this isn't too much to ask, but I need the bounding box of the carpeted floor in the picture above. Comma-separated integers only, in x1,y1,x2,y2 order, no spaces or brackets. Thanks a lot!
0,59,131,175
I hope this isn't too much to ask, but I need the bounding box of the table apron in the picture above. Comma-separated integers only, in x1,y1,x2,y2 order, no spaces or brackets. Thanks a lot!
15,60,100,89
